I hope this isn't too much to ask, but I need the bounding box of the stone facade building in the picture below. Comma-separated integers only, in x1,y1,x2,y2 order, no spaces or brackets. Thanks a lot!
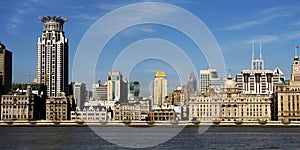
113,102,141,121
71,106,107,121
188,76,272,122
273,50,300,122
1,85,37,120
164,88,182,106
46,96,70,121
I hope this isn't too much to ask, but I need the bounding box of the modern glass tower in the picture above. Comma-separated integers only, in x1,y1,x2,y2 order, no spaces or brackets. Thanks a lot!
36,16,69,97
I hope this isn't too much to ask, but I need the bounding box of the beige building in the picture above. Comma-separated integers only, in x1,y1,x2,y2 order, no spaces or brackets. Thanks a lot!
46,96,70,121
274,51,300,122
149,108,175,121
153,71,167,107
1,85,35,120
189,76,272,122
164,88,183,106
113,102,141,121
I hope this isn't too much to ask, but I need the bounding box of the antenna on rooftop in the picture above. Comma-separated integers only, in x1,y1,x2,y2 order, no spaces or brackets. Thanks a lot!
259,40,263,60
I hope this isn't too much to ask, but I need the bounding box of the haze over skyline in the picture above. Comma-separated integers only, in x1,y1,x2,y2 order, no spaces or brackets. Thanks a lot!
1,0,300,97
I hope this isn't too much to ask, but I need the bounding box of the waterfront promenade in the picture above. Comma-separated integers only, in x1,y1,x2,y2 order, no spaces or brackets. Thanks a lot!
1,120,300,127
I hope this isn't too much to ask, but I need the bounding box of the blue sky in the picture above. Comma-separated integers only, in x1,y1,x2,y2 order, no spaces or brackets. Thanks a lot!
1,0,300,96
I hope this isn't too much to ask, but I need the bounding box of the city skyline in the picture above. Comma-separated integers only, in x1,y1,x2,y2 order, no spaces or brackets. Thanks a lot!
2,1,300,97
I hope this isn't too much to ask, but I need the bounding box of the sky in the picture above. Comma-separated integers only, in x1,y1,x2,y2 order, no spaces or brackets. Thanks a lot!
1,0,300,97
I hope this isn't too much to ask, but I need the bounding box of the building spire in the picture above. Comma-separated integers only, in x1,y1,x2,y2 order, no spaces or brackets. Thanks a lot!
294,45,299,62
252,41,254,61
251,41,264,70
228,69,232,78
295,45,299,57
259,40,263,60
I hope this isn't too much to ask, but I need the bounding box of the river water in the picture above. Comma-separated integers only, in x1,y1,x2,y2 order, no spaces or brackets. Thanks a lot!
0,126,299,149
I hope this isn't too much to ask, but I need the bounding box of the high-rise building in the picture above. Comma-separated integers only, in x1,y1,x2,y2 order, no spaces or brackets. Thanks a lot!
187,72,197,96
72,82,86,110
36,16,69,97
92,81,107,101
107,71,128,104
0,43,12,95
236,43,280,94
153,71,167,107
199,69,221,93
129,81,140,100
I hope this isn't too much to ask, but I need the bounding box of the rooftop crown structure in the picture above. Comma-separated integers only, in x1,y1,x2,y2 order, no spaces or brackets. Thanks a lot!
36,16,69,97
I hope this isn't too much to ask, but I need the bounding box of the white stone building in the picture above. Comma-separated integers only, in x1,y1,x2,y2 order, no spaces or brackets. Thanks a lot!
36,16,69,97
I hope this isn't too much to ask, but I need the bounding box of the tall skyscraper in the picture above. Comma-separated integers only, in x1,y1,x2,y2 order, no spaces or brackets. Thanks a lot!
153,71,167,107
129,81,140,100
187,72,197,96
0,42,12,95
107,71,128,104
36,16,69,97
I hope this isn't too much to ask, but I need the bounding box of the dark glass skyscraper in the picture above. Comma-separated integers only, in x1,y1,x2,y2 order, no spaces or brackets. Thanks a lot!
0,42,12,95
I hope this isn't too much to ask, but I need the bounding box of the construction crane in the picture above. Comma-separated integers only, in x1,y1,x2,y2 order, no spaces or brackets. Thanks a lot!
23,72,55,85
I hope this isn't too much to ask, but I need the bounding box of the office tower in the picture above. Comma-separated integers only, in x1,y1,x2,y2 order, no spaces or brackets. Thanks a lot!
199,69,220,93
107,71,128,104
129,81,140,100
72,82,86,110
0,43,12,95
187,72,197,96
92,81,107,101
36,16,69,97
153,71,167,107
236,42,280,94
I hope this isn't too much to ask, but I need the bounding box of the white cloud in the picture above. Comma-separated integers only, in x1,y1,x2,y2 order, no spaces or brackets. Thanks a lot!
224,6,293,31
224,21,258,30
142,26,155,33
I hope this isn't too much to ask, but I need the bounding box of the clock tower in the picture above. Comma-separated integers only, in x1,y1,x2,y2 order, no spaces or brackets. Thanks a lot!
290,46,300,86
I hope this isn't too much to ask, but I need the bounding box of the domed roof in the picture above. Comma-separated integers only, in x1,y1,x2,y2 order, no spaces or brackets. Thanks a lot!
155,71,166,77
224,77,236,88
